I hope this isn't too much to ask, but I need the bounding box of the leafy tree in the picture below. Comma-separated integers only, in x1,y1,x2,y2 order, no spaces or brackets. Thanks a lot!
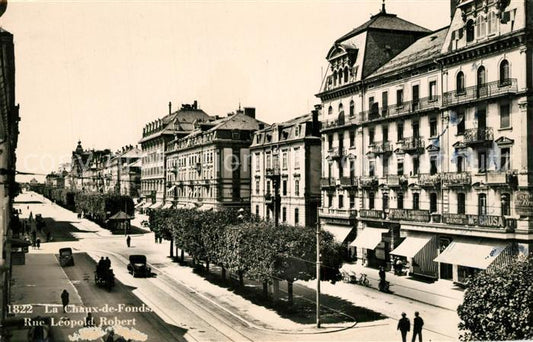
457,256,533,341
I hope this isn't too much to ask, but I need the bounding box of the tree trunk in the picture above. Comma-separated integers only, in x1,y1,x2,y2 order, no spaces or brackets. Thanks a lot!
180,249,184,263
221,266,226,281
206,260,210,272
287,280,294,306
262,281,268,299
238,270,244,287
169,239,174,258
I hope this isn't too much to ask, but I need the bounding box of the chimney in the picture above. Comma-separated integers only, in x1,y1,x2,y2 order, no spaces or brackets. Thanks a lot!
169,101,172,115
244,107,256,118
450,0,457,20
193,100,198,110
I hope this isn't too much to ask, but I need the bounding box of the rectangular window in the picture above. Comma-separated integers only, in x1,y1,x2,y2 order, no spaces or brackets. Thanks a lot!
328,135,333,150
430,193,437,213
457,113,465,135
430,118,438,137
396,89,404,105
412,121,420,138
294,148,300,169
350,160,355,179
397,192,404,209
369,192,375,209
255,180,260,194
478,151,487,173
349,131,355,147
295,208,299,225
266,180,271,194
430,156,438,175
383,155,389,176
349,194,355,208
478,194,487,215
382,91,388,115
282,207,287,222
282,180,287,196
255,205,259,216
295,179,300,196
328,194,333,208
413,193,420,210
429,81,437,100
383,193,389,210
397,160,404,176
412,156,420,175
412,84,420,107
500,148,510,171
369,128,375,144
457,156,464,173
383,126,389,142
501,193,510,216
458,193,466,214
369,160,376,177
500,103,510,128
282,151,288,170
397,123,404,141
266,153,272,168
338,195,344,208
255,154,260,170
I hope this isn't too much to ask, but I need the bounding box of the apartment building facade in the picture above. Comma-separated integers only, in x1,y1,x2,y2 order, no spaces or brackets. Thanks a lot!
249,110,321,227
316,0,533,282
105,145,142,197
165,108,263,210
139,101,211,208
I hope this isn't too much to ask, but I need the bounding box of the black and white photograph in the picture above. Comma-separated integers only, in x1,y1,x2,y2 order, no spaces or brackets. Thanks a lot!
1,0,532,341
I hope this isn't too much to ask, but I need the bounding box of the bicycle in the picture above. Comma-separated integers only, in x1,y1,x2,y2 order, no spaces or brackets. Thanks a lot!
357,273,370,287
341,269,357,284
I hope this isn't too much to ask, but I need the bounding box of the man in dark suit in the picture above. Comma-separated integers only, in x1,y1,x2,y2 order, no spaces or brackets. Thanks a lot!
397,312,410,342
412,311,424,342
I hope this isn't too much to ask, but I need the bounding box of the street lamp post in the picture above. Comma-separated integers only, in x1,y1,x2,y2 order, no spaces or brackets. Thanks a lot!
316,216,321,328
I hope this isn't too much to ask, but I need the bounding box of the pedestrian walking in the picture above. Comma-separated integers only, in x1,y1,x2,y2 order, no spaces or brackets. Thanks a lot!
85,312,95,327
60,289,69,313
36,238,41,249
412,311,424,342
379,266,386,281
126,235,131,248
397,312,410,342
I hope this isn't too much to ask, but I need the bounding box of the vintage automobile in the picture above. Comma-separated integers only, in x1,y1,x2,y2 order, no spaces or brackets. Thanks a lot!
127,255,151,277
95,267,115,291
58,248,74,267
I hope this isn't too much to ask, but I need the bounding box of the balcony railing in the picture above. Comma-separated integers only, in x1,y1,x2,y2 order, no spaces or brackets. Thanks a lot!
442,79,517,107
360,176,378,188
327,147,344,160
368,142,393,155
265,167,281,178
340,176,358,188
385,175,407,188
419,173,441,187
360,95,440,123
400,137,425,154
319,207,357,219
321,177,336,189
442,172,472,187
464,127,494,146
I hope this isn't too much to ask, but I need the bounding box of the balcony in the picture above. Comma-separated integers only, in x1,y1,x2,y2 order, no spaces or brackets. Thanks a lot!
360,176,378,188
319,207,357,219
321,177,336,190
340,176,358,188
442,79,517,107
327,147,344,160
359,95,440,123
419,173,441,188
265,167,281,179
367,142,393,155
464,127,494,147
321,116,358,132
264,192,274,204
386,175,407,188
442,172,472,187
400,137,425,154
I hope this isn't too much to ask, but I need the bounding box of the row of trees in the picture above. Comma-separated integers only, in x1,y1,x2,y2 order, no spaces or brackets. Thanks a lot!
149,208,344,303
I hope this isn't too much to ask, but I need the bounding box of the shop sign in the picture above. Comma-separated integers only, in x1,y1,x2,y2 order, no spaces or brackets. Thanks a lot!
442,213,505,228
322,218,353,226
359,209,384,219
514,191,533,217
388,209,430,222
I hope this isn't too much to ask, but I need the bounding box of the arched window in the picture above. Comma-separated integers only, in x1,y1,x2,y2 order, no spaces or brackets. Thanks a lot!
499,60,510,85
456,71,465,93
338,103,344,114
477,66,486,87
501,193,511,216
466,19,475,42
333,71,337,86
349,100,355,117
344,67,349,83
328,105,333,116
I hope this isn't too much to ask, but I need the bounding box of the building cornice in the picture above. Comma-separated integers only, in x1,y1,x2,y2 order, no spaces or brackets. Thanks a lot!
316,81,363,102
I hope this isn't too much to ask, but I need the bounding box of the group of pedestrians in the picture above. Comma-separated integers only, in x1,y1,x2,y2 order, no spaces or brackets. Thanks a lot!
398,311,424,342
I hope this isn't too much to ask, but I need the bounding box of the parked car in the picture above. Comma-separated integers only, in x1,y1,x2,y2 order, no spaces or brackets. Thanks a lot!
127,255,151,277
58,248,74,267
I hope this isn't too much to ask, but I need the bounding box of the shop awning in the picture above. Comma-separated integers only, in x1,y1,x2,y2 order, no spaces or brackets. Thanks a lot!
161,202,173,210
134,201,145,208
349,228,389,249
322,225,353,244
391,236,433,258
434,239,508,269
149,202,163,210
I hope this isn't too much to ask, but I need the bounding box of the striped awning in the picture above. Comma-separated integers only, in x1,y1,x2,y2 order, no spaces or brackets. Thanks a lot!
350,228,389,250
434,239,508,269
391,236,433,258
322,225,354,244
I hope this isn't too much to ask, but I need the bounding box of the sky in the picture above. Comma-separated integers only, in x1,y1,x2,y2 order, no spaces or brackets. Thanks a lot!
1,0,450,181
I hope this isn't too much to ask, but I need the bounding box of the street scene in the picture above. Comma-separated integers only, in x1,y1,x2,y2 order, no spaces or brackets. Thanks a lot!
1,0,533,341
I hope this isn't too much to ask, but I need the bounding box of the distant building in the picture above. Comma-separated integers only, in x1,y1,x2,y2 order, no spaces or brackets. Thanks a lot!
165,107,264,210
104,145,142,197
68,141,112,192
45,172,65,189
249,110,321,227
139,101,211,209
